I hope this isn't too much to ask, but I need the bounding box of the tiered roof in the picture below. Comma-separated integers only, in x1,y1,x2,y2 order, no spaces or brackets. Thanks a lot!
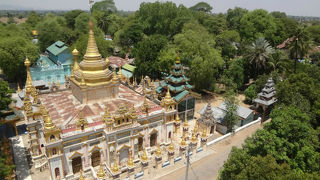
156,55,193,102
198,103,216,126
253,78,277,106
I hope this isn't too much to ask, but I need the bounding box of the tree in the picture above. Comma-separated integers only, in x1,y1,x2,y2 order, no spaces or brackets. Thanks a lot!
74,12,90,35
7,17,15,24
65,9,84,29
25,11,41,28
37,18,63,52
114,19,144,50
310,52,320,66
225,58,245,89
239,9,279,45
132,34,168,79
215,30,240,60
91,0,117,14
159,22,224,91
0,148,15,179
226,7,248,31
224,91,239,133
288,26,312,73
0,37,39,82
306,24,320,45
244,84,257,104
0,80,14,111
189,2,213,13
247,37,274,77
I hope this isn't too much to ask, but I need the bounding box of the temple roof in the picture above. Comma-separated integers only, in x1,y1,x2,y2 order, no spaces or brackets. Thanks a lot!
46,41,68,56
39,84,161,131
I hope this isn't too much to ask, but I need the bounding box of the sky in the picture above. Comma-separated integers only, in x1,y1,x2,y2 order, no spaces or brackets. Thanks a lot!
1,0,320,17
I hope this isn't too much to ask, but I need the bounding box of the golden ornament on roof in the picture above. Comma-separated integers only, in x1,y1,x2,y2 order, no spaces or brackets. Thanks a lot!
180,133,186,146
79,169,85,180
111,157,119,173
168,140,174,151
96,163,105,178
141,148,148,162
117,67,123,81
72,48,79,56
183,119,188,127
191,133,197,143
112,69,119,84
201,128,207,138
175,115,181,122
127,150,134,168
155,145,162,156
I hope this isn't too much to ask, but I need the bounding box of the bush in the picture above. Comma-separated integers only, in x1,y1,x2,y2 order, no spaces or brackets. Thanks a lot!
244,84,257,104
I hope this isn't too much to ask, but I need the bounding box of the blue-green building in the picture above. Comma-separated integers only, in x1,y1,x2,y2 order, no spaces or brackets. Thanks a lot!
30,41,72,84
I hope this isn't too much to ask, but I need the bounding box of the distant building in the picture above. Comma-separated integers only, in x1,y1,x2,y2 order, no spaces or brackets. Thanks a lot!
30,41,72,84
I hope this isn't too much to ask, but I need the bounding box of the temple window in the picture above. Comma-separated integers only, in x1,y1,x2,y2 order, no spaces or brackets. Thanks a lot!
118,120,120,125
50,135,55,141
52,148,57,155
126,118,129,123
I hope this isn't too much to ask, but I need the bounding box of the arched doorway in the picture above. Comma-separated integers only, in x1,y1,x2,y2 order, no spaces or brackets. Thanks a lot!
119,147,129,166
210,126,214,134
55,167,60,179
138,137,143,151
168,131,172,139
91,151,100,167
72,157,82,174
150,133,157,147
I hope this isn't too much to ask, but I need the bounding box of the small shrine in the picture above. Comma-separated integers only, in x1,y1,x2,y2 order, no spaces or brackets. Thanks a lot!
253,78,277,121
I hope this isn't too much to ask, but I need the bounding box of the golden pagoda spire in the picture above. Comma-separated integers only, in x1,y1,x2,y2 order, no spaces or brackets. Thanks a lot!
43,109,55,131
118,67,123,81
17,84,21,92
155,145,162,156
102,107,113,124
130,105,138,122
24,58,33,95
71,48,79,78
77,111,88,130
180,132,186,146
83,19,101,61
111,156,119,173
141,148,148,162
191,133,197,143
96,163,105,178
193,123,198,134
168,139,174,151
201,128,207,138
112,69,119,84
183,119,188,127
23,95,33,117
127,150,134,168
175,114,181,122
176,52,180,64
79,169,85,180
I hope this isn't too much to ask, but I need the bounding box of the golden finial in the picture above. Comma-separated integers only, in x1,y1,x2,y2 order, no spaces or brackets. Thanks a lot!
183,119,188,127
193,123,198,134
105,58,109,65
156,145,162,156
80,72,86,87
103,107,113,124
168,140,174,151
112,69,119,84
130,105,138,122
191,133,197,143
117,67,123,81
24,58,33,95
72,48,79,56
180,133,186,146
141,148,148,162
111,157,119,173
175,115,181,122
79,169,85,180
83,19,102,61
201,128,207,138
127,150,134,167
96,163,105,178
176,52,180,64
44,109,55,131
56,79,60,87
77,111,88,130
23,95,33,117
17,84,21,92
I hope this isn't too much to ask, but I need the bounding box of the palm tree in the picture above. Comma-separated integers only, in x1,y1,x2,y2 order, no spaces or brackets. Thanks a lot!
288,26,312,73
247,37,275,77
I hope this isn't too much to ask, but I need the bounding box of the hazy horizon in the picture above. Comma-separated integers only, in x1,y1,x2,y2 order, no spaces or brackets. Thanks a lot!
0,0,320,17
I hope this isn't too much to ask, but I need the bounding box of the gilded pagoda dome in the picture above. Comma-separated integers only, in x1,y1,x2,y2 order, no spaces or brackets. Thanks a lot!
73,19,112,86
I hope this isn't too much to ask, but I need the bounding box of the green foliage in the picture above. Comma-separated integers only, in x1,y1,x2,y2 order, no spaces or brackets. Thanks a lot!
306,24,320,45
246,37,275,77
25,11,42,28
136,2,193,36
91,0,117,14
74,12,90,34
224,91,239,132
114,19,144,50
65,9,84,29
215,30,240,60
0,80,14,111
37,17,63,52
0,36,39,82
132,34,168,79
225,58,244,89
195,12,227,35
310,52,320,66
0,147,15,179
189,2,213,13
226,7,248,31
239,9,279,45
244,84,257,104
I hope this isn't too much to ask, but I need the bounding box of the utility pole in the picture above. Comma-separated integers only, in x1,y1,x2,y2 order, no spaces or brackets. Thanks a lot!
185,144,191,180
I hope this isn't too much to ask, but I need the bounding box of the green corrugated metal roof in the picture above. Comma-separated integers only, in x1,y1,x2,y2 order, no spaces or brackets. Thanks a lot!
46,41,68,56
174,90,189,102
122,64,136,72
38,55,55,67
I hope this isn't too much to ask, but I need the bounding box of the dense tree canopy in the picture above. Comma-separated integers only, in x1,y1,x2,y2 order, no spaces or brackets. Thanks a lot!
0,80,14,111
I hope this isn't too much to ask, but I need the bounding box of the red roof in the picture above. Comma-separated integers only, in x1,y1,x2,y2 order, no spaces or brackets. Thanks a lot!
107,56,128,69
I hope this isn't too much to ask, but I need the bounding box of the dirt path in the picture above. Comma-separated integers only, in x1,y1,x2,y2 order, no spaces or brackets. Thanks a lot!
156,120,267,180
